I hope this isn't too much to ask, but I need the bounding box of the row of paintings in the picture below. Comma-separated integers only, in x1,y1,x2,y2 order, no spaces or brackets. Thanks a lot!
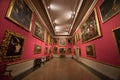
53,47,72,54
75,26,120,57
74,44,95,58
73,0,120,43
53,38,72,46
6,0,52,44
0,30,53,61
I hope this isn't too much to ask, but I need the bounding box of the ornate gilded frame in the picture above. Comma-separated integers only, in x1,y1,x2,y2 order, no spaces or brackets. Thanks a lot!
34,44,41,54
80,8,101,43
6,0,33,31
86,44,96,57
0,30,25,61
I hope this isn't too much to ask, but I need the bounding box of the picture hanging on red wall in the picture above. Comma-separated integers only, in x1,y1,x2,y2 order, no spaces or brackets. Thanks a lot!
67,48,72,54
100,0,120,23
6,0,33,31
80,8,101,43
86,44,96,58
112,27,120,54
59,38,66,46
0,30,25,61
33,20,45,41
34,44,41,54
53,46,58,54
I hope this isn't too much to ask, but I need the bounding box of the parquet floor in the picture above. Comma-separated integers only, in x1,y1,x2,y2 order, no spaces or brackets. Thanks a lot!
22,58,102,80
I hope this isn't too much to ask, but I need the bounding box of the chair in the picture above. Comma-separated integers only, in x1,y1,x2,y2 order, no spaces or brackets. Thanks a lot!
0,62,12,80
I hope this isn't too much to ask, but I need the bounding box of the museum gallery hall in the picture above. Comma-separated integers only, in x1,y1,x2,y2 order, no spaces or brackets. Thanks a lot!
0,0,120,80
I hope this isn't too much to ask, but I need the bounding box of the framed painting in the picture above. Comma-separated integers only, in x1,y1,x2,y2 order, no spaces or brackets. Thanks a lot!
79,48,81,56
53,46,58,54
34,44,41,54
86,44,96,57
53,38,58,44
59,48,66,54
100,0,120,23
33,20,45,41
0,30,25,61
112,27,120,54
59,38,66,46
6,0,33,31
80,8,101,43
67,48,72,54
67,39,71,44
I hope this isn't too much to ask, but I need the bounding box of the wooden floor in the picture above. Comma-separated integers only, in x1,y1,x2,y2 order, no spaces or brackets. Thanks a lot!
22,58,102,80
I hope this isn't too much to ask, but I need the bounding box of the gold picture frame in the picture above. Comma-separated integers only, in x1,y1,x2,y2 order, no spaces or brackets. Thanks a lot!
112,27,120,55
0,30,25,61
86,44,96,57
6,0,33,31
80,8,101,43
33,19,45,41
59,38,66,46
100,0,120,23
34,44,41,54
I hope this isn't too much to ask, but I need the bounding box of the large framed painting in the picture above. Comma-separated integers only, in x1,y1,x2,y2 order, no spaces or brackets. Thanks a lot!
86,44,96,57
0,30,25,61
112,27,120,54
80,8,101,43
59,38,66,46
100,0,120,23
53,38,58,44
6,0,33,31
34,44,41,54
33,20,45,41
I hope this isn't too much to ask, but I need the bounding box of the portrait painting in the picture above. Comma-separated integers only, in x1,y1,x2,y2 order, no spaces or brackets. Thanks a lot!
6,0,33,31
59,38,66,46
100,0,120,23
67,48,72,54
67,39,71,44
33,20,45,41
112,27,120,54
54,46,58,54
80,8,101,43
34,45,41,54
86,44,96,57
0,30,25,61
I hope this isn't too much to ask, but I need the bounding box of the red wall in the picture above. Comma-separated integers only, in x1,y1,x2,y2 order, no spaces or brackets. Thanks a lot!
0,0,51,63
74,0,120,67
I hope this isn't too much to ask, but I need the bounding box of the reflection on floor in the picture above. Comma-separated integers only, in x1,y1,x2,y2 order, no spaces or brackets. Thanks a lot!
16,58,112,80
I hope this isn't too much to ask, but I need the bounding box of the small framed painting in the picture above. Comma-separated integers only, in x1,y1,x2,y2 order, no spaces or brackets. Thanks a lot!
86,44,96,57
112,27,120,54
59,38,66,46
34,45,41,54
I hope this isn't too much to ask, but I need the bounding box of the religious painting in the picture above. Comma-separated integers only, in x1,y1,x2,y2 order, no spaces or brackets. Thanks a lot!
53,46,58,54
100,0,120,23
67,48,72,54
59,48,66,54
0,30,25,61
59,38,66,46
112,27,120,54
86,44,96,57
34,44,41,54
6,0,33,31
80,8,101,43
33,20,45,41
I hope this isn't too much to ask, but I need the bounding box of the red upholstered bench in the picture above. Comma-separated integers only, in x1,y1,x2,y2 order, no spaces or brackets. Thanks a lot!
0,62,12,80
